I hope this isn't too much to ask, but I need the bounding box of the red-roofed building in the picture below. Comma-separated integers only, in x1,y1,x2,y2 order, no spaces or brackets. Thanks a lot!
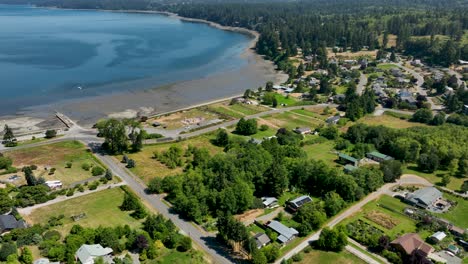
391,233,434,256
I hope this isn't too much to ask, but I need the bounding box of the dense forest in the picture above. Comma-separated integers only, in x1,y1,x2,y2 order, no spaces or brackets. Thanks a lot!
7,0,468,69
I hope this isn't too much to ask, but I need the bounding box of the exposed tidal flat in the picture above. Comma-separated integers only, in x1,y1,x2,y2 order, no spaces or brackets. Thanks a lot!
0,4,286,128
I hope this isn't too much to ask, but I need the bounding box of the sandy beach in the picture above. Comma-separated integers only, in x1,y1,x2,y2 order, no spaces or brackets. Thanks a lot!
0,7,288,133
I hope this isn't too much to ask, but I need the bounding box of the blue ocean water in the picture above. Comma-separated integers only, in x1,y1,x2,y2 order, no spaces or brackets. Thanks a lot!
0,5,250,114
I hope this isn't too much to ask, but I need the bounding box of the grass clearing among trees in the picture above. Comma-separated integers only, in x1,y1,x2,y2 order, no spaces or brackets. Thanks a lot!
24,187,141,235
4,140,104,186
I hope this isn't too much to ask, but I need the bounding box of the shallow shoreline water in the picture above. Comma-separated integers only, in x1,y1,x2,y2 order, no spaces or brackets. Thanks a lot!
0,5,287,130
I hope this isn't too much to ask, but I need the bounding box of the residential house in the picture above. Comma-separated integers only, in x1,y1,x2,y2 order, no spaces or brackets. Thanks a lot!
405,187,442,209
398,89,417,105
391,68,404,77
33,259,59,264
326,116,341,125
309,78,319,86
45,180,63,189
287,195,312,212
293,127,311,135
76,244,113,264
0,215,27,234
266,220,299,244
449,226,466,237
261,197,278,209
253,233,271,249
391,233,434,257
366,151,393,162
411,59,423,66
331,94,346,104
429,231,447,243
338,153,359,167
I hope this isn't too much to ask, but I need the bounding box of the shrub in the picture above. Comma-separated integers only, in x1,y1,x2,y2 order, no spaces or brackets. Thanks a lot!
66,189,74,197
45,130,57,139
48,168,56,175
30,165,38,170
65,162,72,168
126,159,136,168
81,163,91,171
292,253,303,262
91,166,105,176
259,124,269,131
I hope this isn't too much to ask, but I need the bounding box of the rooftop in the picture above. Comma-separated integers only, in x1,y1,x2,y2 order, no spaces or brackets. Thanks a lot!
367,151,393,161
289,195,312,207
76,244,113,264
338,153,358,163
391,233,434,256
407,187,442,207
267,220,298,242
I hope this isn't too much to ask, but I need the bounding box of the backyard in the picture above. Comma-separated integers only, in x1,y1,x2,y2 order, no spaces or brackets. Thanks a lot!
24,187,141,235
297,248,366,264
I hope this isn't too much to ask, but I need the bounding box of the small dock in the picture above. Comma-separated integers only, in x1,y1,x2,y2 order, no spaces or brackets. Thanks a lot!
55,112,75,128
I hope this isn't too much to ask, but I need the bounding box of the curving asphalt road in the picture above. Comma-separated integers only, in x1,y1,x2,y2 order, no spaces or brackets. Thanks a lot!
275,174,432,264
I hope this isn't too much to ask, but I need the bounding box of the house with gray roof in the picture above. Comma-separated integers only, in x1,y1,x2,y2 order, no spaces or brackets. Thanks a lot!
261,197,278,208
326,115,341,125
253,233,271,249
405,187,442,209
266,221,299,244
0,215,26,234
75,244,113,264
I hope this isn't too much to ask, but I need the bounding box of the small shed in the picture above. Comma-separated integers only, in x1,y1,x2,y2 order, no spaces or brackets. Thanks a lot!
253,233,271,249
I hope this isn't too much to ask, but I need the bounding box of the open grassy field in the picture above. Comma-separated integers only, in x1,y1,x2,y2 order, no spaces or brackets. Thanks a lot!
4,141,104,186
207,104,245,118
274,93,301,107
358,115,427,129
436,193,468,229
302,140,337,166
403,165,466,192
291,109,327,121
228,103,270,115
377,64,397,70
263,112,323,130
25,188,141,235
297,248,366,264
120,135,222,183
342,195,418,239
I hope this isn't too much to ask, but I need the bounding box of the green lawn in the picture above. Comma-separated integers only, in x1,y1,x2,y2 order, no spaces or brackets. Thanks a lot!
228,103,269,115
403,165,466,192
377,64,397,70
358,115,426,129
296,248,366,264
436,193,468,229
291,109,327,121
274,93,300,107
302,140,337,166
25,188,142,235
4,141,104,186
207,105,244,118
263,112,323,131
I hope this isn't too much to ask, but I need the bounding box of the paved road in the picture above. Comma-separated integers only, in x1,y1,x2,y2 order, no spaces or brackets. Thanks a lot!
391,63,442,111
18,182,126,215
91,147,235,264
275,174,432,263
345,245,381,264
357,73,368,95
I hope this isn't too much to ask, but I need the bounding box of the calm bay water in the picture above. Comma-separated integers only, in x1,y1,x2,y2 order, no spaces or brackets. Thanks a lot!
0,5,250,114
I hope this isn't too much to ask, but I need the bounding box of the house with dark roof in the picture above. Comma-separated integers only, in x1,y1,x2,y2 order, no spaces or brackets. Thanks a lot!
266,221,299,244
405,187,442,209
0,215,27,234
287,195,312,212
253,233,271,249
366,151,393,162
293,127,311,135
391,233,434,257
326,116,341,125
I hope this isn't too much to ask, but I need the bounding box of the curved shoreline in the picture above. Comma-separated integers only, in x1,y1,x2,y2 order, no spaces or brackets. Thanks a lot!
42,6,261,56
1,5,287,130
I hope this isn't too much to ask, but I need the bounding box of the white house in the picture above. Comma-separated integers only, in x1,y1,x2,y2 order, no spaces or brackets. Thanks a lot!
45,180,63,189
76,244,113,264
